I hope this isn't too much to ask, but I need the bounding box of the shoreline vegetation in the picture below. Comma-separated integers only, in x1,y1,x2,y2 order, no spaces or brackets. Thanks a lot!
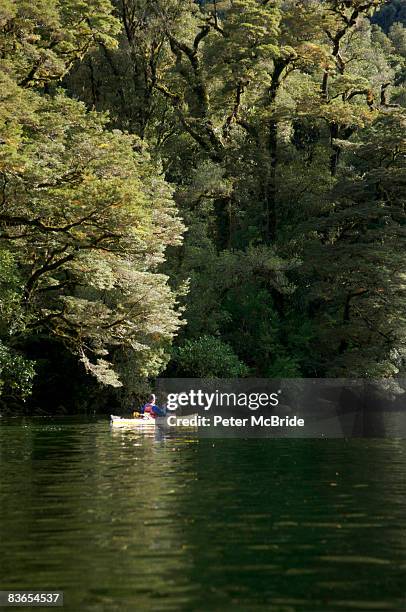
1,0,406,415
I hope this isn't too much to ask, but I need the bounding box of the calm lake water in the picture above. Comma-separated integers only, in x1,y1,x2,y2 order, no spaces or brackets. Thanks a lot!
0,418,406,611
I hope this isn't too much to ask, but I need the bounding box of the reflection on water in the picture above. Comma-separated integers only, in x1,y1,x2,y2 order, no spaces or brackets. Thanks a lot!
0,418,406,610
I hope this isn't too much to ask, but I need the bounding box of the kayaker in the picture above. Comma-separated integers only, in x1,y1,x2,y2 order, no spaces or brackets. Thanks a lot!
134,394,165,419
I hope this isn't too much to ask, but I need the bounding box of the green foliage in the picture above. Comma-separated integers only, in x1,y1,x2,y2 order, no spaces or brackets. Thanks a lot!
0,1,184,402
63,0,406,382
373,0,406,32
3,0,406,409
0,0,120,87
0,249,25,335
300,110,406,376
0,341,35,400
0,78,184,388
206,0,282,88
173,335,249,378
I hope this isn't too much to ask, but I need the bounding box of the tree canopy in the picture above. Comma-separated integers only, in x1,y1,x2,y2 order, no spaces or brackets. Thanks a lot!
1,0,406,410
0,0,184,406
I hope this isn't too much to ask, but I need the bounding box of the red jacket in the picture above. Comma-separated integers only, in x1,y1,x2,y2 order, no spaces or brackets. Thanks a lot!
143,403,156,418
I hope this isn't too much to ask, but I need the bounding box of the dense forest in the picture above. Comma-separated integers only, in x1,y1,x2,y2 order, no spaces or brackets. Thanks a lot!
0,0,406,412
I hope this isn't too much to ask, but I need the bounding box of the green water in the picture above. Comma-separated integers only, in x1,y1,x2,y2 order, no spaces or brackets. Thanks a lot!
1,419,406,611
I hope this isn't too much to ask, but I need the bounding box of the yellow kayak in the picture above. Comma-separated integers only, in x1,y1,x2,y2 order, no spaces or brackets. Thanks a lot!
110,414,198,428
110,415,157,428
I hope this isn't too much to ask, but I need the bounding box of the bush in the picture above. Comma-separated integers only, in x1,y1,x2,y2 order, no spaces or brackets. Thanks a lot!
173,335,250,378
0,342,36,400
